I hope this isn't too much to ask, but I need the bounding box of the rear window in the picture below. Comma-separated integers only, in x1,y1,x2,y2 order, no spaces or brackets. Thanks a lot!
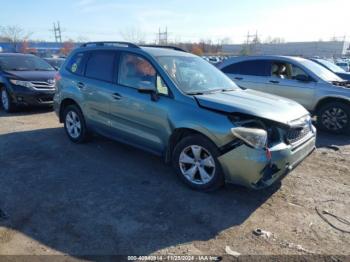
66,52,88,75
85,51,115,82
223,60,271,76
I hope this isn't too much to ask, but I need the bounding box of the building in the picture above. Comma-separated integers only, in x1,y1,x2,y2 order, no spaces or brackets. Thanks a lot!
0,42,79,57
222,40,350,58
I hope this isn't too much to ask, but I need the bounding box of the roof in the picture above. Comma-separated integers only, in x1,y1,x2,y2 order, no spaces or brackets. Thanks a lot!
217,55,309,69
75,42,193,58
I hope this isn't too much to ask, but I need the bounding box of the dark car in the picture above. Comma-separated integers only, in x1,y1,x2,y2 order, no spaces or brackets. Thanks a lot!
310,58,350,81
0,53,56,112
44,57,65,70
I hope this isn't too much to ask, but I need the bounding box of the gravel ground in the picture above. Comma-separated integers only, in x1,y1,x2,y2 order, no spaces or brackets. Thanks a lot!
0,108,349,260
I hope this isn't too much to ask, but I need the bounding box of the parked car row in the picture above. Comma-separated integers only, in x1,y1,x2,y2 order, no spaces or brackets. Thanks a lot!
217,56,350,134
0,53,57,112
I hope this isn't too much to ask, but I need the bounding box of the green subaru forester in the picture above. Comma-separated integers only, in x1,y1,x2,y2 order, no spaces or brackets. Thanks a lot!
54,42,316,191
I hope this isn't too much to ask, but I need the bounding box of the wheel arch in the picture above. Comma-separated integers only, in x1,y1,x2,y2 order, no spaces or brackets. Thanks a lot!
315,96,350,113
165,127,218,163
59,98,80,123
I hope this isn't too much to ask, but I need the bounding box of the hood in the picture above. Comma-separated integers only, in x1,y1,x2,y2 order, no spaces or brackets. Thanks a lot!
3,70,56,81
195,89,309,125
336,72,350,81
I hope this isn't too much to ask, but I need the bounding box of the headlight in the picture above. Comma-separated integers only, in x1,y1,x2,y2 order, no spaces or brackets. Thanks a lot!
231,127,267,149
9,79,34,89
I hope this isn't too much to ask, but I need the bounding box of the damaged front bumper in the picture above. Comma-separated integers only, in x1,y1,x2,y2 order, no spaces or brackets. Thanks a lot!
218,135,316,189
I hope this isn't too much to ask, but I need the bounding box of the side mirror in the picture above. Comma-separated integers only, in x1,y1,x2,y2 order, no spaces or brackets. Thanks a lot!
295,74,311,82
137,81,159,101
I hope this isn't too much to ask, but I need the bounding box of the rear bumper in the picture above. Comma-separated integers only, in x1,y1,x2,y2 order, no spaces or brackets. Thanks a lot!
218,134,316,189
9,85,55,106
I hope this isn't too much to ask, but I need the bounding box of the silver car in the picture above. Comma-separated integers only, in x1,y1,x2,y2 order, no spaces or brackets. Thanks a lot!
218,56,350,134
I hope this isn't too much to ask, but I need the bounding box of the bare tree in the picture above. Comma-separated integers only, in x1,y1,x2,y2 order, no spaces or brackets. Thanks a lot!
119,27,146,44
0,25,31,43
0,25,32,50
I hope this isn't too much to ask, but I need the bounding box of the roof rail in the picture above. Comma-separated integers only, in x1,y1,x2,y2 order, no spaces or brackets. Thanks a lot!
80,41,140,48
140,45,187,52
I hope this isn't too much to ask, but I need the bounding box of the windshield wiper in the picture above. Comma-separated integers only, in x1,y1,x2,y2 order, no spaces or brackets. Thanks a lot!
34,68,54,71
209,88,235,93
186,91,205,95
5,68,29,71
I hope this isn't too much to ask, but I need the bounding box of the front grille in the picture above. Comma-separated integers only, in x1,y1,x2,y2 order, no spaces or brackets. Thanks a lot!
286,124,311,144
38,96,53,103
31,81,55,90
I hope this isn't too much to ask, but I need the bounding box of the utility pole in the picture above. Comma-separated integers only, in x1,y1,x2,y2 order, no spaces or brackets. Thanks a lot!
157,27,168,45
53,21,62,43
245,31,259,54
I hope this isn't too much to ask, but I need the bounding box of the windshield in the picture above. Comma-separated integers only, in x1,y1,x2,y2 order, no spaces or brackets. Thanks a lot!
0,55,55,71
156,55,238,94
316,59,345,73
299,59,344,82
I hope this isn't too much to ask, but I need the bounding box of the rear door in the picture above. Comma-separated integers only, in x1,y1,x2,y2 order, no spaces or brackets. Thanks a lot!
222,60,273,93
266,60,316,110
81,50,118,131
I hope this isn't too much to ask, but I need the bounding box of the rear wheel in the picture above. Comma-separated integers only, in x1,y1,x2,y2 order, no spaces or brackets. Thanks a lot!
172,134,224,191
317,102,350,134
1,88,16,112
63,105,89,143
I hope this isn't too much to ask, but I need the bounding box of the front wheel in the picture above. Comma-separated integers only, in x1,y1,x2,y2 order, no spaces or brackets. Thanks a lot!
1,88,16,112
172,134,224,191
317,102,350,134
63,105,90,143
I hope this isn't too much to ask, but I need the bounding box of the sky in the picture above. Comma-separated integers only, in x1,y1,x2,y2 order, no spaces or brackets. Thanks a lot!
0,0,349,43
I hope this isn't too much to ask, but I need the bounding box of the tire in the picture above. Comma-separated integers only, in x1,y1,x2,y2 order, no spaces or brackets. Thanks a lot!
63,104,90,143
1,87,16,113
172,134,224,191
316,101,350,134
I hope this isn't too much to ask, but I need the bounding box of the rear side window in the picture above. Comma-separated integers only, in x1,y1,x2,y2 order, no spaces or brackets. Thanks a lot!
222,63,240,74
223,60,270,76
85,51,116,82
66,52,87,75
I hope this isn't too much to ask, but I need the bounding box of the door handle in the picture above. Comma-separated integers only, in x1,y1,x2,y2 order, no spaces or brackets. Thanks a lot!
234,77,243,80
77,82,85,89
112,93,122,100
269,80,279,84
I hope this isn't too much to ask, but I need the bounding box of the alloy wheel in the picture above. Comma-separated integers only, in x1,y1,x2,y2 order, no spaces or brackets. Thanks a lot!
1,90,9,111
65,110,82,139
321,107,348,131
179,145,216,185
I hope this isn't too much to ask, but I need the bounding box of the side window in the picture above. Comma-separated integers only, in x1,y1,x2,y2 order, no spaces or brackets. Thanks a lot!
66,52,87,75
156,75,169,95
271,61,309,80
291,64,308,79
223,60,270,76
118,53,169,96
239,60,270,76
85,51,115,82
222,63,240,74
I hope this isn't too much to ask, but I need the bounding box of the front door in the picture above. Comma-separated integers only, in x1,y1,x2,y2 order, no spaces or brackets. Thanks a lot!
109,52,172,154
266,61,315,110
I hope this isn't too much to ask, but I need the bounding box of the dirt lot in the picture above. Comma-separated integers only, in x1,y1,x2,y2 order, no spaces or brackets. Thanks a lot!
0,108,349,260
